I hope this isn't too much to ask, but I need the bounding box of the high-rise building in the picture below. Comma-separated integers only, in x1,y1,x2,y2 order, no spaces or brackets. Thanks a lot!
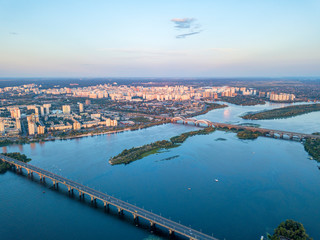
40,106,45,116
85,99,91,105
62,105,71,114
73,121,81,130
0,121,5,132
37,125,45,135
28,121,36,135
43,104,51,115
79,103,84,113
10,108,21,119
16,119,21,131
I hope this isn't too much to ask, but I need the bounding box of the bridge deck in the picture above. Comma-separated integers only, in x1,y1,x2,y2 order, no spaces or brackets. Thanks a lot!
0,154,218,240
171,117,320,139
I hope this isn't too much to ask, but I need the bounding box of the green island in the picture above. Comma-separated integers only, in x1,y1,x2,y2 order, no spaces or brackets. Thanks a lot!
268,219,312,240
0,152,31,173
236,130,262,140
109,127,215,165
304,138,320,161
242,103,320,120
220,95,265,106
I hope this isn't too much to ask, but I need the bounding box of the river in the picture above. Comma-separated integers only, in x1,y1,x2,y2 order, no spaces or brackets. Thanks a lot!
1,101,320,240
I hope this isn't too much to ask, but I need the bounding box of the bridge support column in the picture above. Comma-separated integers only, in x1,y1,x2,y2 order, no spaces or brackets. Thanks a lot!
118,208,123,215
103,202,109,211
39,174,43,181
169,229,174,236
150,221,156,231
79,191,82,199
53,181,56,188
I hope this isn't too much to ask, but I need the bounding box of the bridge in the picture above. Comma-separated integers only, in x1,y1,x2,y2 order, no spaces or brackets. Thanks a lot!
0,153,218,240
171,117,320,140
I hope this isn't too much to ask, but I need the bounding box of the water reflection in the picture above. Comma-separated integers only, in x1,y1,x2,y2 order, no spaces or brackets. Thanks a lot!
1,146,7,153
30,142,36,150
223,108,231,120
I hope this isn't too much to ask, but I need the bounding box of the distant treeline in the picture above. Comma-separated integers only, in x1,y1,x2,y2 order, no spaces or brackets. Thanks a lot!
220,95,265,106
242,103,320,120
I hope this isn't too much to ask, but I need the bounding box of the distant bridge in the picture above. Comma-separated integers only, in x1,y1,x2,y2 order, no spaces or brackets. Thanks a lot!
0,154,218,240
171,117,320,140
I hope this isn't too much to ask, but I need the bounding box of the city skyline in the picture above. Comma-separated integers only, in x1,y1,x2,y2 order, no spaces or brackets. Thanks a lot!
1,0,320,78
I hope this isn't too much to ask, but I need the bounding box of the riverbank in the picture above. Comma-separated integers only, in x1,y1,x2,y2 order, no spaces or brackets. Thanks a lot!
0,152,31,173
242,103,320,120
109,127,216,165
0,102,227,148
304,138,320,162
0,120,170,147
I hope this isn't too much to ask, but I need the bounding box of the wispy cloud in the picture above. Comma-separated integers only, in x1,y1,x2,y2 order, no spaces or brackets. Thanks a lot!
171,18,202,39
9,32,18,35
176,31,202,39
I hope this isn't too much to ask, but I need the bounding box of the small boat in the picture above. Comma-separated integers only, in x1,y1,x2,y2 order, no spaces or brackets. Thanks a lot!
214,179,219,182
43,191,45,194
188,187,191,190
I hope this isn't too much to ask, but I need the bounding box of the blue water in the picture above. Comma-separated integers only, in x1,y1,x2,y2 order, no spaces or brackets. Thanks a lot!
1,102,320,240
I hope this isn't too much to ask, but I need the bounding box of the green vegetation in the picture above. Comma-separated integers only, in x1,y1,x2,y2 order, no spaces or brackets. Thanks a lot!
129,116,151,123
237,130,262,140
109,127,215,165
0,152,31,174
304,138,320,161
268,219,312,240
220,95,265,106
170,127,216,143
242,103,320,120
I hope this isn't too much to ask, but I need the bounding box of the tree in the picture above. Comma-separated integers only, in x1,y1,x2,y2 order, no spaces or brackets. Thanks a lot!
270,220,312,240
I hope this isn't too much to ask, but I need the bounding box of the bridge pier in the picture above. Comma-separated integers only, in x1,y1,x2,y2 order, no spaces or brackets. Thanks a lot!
118,207,123,215
90,196,96,204
133,214,139,223
169,229,174,236
103,201,109,211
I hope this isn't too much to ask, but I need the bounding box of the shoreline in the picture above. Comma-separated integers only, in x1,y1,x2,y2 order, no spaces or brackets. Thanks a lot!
1,102,227,148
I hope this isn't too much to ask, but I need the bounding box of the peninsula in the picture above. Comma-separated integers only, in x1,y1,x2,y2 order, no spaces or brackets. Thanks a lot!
242,103,320,120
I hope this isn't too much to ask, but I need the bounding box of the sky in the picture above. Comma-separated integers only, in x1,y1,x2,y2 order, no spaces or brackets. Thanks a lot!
0,0,320,78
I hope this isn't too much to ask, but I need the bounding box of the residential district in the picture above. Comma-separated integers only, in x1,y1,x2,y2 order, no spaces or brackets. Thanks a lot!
0,83,298,142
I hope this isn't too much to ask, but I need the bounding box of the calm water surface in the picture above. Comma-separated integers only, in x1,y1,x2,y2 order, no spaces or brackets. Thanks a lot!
1,102,320,240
